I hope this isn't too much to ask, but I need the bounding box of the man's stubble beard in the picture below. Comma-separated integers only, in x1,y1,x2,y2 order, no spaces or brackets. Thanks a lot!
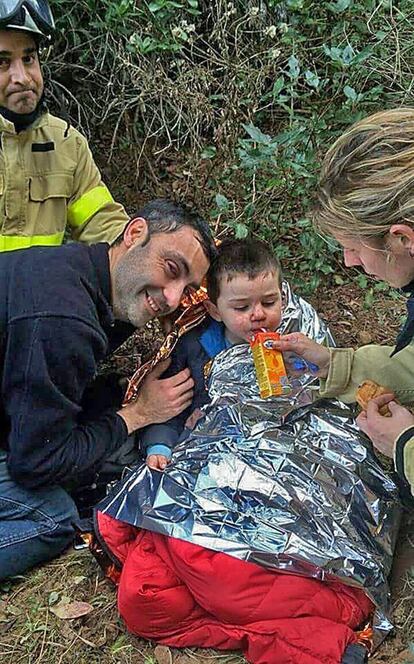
112,248,148,328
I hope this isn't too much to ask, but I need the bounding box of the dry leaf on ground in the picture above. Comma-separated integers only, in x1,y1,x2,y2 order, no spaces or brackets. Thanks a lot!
50,600,94,620
154,645,173,664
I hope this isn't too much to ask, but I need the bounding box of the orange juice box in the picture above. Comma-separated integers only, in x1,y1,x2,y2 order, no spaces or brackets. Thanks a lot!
249,330,291,398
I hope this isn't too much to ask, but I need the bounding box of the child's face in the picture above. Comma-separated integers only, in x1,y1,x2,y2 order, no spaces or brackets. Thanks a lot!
207,270,282,345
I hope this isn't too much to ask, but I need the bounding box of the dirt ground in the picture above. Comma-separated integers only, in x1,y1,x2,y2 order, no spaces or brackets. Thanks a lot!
0,279,413,663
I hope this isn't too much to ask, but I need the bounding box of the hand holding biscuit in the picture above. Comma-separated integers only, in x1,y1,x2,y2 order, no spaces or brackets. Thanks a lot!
355,380,394,416
356,394,414,458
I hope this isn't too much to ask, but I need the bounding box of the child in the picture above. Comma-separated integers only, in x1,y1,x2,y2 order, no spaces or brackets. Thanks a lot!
141,238,283,470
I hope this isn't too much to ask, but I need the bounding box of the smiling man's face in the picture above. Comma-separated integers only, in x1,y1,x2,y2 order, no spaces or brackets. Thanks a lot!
111,224,210,328
0,30,43,114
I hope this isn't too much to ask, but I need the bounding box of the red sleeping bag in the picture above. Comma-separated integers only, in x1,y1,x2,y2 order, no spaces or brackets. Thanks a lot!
97,511,373,664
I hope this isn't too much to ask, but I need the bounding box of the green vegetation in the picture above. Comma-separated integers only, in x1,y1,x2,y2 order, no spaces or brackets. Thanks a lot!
47,0,414,291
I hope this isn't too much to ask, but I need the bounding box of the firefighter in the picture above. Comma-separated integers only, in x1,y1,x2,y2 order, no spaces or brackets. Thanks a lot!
0,0,129,251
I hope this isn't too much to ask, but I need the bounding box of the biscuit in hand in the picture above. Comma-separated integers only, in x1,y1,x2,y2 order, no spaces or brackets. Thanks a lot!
356,379,394,417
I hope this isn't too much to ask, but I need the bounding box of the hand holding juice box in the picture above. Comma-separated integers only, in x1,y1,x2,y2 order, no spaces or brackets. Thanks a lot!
249,330,291,398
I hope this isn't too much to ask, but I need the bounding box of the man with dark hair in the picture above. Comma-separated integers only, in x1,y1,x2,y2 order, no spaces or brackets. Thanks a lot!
0,0,129,251
0,198,215,578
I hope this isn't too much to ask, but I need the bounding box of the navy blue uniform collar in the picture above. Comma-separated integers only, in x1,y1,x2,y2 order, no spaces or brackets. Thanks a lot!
88,243,115,330
89,243,111,302
391,280,414,356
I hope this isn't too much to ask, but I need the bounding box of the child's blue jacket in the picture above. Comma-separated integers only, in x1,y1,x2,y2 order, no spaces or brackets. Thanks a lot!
141,317,230,458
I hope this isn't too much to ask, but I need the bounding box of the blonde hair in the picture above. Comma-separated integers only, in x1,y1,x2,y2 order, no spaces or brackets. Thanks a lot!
314,107,414,241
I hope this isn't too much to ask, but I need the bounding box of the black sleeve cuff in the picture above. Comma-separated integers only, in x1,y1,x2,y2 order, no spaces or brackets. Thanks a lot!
395,426,414,484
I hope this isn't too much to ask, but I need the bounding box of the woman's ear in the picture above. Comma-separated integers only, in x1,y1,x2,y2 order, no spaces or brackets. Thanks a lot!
389,224,414,256
123,217,149,248
204,299,222,322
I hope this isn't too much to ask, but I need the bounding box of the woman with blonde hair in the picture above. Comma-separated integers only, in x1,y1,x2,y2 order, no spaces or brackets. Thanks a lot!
274,107,414,496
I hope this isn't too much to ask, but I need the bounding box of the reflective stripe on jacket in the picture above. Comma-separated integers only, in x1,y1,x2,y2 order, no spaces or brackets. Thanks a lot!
0,112,129,251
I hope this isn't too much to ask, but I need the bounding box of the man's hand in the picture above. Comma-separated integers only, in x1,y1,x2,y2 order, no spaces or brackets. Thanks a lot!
146,454,170,470
356,394,414,458
118,358,194,433
267,333,331,379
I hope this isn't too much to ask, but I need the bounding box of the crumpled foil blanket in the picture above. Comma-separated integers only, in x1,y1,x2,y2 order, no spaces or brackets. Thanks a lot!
98,282,401,647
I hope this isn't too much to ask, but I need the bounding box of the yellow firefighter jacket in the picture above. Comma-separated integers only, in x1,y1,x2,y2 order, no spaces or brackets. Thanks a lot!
0,111,129,251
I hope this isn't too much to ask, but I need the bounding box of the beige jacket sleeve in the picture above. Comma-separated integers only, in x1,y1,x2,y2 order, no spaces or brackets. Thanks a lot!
319,342,414,496
67,131,129,245
319,343,414,405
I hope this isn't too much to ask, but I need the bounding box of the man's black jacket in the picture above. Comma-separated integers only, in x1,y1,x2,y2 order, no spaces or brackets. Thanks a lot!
0,242,129,489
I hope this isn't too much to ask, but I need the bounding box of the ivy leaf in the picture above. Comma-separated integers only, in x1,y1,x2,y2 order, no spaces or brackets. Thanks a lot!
356,274,368,288
148,2,162,12
324,44,354,66
215,194,229,210
242,123,272,145
328,0,351,12
343,85,357,101
305,70,320,88
287,54,300,80
351,46,373,65
341,44,355,64
235,223,249,239
201,146,216,159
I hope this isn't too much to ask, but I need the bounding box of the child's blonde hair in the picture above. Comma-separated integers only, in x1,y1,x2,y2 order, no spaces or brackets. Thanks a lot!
314,107,414,241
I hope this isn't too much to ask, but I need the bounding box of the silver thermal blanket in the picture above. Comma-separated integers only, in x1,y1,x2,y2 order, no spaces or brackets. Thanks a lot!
99,283,401,645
